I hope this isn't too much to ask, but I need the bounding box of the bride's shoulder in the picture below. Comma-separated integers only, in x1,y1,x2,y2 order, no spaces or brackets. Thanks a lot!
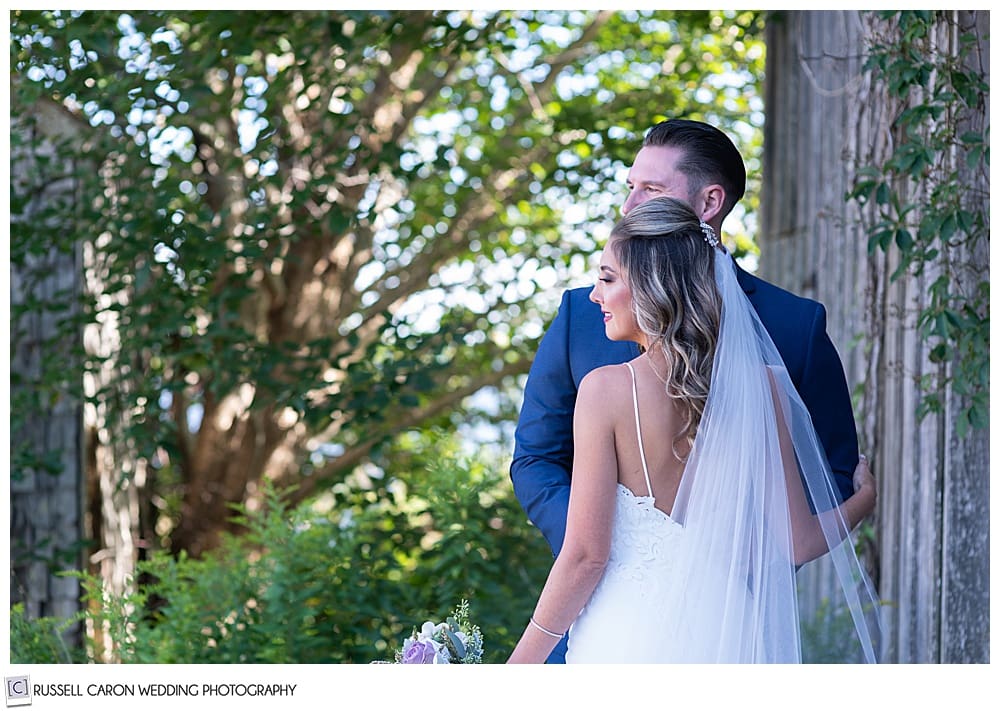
578,363,632,402
575,365,632,430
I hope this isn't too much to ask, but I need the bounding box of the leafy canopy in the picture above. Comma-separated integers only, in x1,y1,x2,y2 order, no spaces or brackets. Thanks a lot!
10,10,765,552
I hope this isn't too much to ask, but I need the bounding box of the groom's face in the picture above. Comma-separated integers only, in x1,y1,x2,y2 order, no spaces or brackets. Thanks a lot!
622,145,693,216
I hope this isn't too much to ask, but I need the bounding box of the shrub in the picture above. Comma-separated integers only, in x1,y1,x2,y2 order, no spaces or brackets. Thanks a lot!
9,603,84,664
80,436,551,663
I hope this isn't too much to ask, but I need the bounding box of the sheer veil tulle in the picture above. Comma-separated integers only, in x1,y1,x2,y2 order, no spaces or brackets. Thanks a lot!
654,252,882,663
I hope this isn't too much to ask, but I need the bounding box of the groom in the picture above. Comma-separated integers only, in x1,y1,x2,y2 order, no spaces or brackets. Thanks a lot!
510,118,861,663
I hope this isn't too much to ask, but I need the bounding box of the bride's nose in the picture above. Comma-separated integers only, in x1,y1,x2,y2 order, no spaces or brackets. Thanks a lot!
589,284,601,304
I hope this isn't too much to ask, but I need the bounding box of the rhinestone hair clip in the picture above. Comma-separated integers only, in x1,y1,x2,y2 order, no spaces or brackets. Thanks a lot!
700,221,720,248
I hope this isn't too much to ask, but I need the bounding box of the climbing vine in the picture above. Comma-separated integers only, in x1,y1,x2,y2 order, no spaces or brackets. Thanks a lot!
848,11,988,438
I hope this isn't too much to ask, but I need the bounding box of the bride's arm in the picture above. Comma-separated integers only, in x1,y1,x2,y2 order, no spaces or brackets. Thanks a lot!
507,368,621,663
769,370,876,566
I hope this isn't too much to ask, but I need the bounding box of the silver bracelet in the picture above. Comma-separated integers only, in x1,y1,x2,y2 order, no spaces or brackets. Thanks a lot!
529,616,565,639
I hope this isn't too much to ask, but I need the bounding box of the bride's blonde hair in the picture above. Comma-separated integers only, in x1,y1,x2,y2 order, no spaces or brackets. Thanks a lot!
608,196,722,456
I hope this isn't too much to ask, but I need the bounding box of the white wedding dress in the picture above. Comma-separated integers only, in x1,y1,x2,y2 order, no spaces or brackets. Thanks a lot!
566,363,689,663
565,253,881,664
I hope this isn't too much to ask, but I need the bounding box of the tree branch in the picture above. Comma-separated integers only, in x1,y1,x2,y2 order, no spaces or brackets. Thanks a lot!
287,357,527,504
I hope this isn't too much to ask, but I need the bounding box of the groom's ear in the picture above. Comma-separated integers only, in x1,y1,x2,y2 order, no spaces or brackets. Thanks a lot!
695,184,726,224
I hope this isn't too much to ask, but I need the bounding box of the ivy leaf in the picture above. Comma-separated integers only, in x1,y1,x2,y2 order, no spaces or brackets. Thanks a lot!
955,412,969,441
928,343,949,363
894,229,914,251
939,214,958,242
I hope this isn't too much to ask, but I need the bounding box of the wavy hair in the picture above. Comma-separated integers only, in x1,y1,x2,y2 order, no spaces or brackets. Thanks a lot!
609,196,722,456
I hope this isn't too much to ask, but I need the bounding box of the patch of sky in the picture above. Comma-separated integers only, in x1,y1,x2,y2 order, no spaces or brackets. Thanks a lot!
159,390,203,434
68,38,97,69
148,125,195,166
339,312,364,336
244,75,268,98
556,72,599,101
150,27,182,53
237,109,270,154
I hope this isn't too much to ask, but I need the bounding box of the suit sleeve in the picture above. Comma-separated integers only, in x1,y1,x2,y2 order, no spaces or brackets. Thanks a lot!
797,304,859,503
510,290,577,557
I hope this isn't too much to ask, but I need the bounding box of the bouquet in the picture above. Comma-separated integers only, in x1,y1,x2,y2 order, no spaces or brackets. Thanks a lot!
390,600,483,664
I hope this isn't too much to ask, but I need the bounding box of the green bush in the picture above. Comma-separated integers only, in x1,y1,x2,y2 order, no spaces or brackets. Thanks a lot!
800,596,886,663
14,428,888,664
9,603,84,664
80,434,551,663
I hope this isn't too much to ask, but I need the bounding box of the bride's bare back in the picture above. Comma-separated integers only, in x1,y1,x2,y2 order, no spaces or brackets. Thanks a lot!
600,355,687,518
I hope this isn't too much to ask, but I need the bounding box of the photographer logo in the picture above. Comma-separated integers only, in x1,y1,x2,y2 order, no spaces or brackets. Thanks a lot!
5,677,31,707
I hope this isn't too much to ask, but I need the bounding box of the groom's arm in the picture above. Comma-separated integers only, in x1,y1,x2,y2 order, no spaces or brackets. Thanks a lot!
511,290,578,558
796,303,859,504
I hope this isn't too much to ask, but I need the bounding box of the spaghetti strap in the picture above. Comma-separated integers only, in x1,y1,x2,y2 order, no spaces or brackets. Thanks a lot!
624,362,654,500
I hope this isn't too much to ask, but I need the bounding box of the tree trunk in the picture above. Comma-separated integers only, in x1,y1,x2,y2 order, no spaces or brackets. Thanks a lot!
81,217,145,661
761,10,989,663
9,98,85,637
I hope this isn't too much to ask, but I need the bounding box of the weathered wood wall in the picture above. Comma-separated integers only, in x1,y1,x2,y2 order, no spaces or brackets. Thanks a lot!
11,94,146,661
761,10,989,663
10,98,86,630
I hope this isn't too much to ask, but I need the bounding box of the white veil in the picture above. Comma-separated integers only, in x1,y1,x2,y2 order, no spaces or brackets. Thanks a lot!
655,251,882,663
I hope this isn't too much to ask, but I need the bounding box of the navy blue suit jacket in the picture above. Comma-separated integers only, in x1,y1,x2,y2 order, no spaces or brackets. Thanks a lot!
511,263,859,660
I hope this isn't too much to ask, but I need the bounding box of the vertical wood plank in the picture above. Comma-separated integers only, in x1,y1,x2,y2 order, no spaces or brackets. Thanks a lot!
761,10,988,662
10,99,85,635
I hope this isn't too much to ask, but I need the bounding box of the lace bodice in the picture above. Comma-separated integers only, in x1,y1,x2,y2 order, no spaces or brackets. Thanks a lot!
604,483,682,577
565,363,686,663
566,485,686,663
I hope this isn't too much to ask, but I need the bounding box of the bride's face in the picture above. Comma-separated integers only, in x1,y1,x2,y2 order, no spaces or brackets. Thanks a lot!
589,244,639,342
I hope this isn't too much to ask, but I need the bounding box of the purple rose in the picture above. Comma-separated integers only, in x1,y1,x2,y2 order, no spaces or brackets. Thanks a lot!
400,638,437,664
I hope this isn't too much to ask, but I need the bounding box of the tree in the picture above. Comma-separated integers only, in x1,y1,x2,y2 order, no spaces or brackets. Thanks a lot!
10,10,765,603
761,10,988,663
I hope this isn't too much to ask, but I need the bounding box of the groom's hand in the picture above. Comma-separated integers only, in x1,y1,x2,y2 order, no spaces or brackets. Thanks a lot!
851,454,877,520
853,454,875,495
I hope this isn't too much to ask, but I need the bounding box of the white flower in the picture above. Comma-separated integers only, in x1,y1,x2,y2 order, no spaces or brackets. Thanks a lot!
417,621,439,641
386,600,482,664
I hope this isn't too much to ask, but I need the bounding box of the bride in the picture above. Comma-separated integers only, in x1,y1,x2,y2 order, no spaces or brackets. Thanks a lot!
507,197,881,664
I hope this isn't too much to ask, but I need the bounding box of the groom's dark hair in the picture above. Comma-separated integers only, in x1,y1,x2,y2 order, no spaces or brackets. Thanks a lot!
643,119,746,218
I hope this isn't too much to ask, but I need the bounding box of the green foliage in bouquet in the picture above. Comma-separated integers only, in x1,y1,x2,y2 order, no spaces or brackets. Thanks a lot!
385,599,484,664
79,431,551,663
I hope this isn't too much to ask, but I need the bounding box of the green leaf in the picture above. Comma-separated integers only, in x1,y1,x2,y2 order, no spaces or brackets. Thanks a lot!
917,214,942,241
940,214,958,241
969,403,988,430
966,145,984,169
894,229,914,251
443,628,465,658
928,343,949,363
955,411,969,440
